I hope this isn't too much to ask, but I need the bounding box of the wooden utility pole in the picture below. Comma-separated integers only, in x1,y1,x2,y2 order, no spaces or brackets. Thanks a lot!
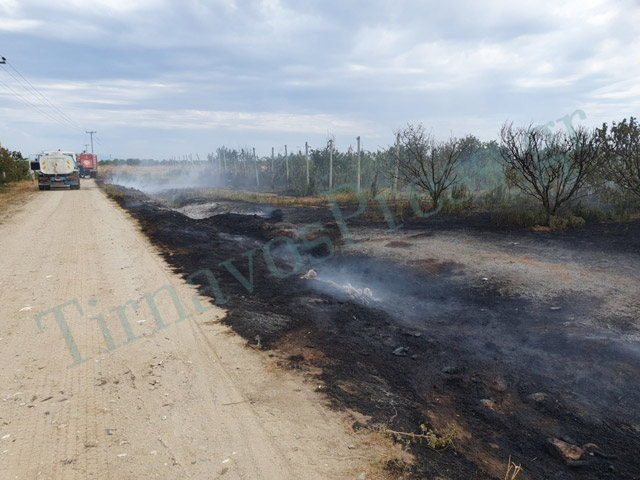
394,133,400,194
356,136,361,193
329,139,334,190
284,145,289,180
253,147,259,186
305,141,309,186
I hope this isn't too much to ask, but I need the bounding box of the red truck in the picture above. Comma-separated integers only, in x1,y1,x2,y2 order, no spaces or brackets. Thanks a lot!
78,153,98,178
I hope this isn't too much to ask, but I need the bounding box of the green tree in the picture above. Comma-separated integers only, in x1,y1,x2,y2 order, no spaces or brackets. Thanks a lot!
596,117,640,199
0,145,27,185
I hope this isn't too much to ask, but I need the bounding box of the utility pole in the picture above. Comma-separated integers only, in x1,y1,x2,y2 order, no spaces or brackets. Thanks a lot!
394,132,400,195
329,139,334,190
305,141,309,187
86,130,96,155
83,143,90,153
284,145,289,181
356,136,361,193
253,147,259,186
271,147,274,173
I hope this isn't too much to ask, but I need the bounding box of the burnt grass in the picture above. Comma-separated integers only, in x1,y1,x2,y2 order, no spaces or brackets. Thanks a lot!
109,186,640,480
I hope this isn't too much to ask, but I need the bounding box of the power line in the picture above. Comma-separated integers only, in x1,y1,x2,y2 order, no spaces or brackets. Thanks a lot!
0,76,74,129
0,56,84,133
5,60,82,130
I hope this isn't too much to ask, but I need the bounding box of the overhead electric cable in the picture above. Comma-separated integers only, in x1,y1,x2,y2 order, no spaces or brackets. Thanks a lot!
4,59,83,130
0,55,83,133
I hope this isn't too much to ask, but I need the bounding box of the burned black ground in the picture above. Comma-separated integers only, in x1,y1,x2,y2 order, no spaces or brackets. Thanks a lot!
109,186,640,480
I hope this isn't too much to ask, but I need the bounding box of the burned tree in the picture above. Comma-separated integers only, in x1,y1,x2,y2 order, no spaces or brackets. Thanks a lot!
596,117,640,199
396,123,469,209
498,123,601,223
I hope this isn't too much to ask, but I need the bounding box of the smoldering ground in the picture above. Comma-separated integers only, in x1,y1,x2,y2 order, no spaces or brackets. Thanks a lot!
100,184,640,480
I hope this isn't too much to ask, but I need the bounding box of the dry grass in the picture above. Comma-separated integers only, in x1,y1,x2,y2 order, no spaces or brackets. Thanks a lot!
504,456,523,480
0,180,36,220
379,423,457,451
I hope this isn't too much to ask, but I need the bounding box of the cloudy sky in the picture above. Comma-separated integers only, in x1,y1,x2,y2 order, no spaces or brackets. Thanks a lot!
1,0,639,159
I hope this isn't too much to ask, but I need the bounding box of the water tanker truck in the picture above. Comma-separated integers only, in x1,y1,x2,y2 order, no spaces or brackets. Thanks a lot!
31,151,80,190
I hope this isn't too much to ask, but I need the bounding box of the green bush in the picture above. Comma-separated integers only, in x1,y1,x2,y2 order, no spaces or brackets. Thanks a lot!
481,184,509,209
0,147,27,185
490,207,546,228
571,204,607,223
549,214,585,231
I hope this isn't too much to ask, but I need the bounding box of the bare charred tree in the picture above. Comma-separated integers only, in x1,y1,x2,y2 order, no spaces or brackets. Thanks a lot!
396,123,469,209
596,117,640,199
499,123,601,223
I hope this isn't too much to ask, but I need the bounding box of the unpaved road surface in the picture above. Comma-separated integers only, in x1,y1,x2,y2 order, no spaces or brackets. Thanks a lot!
0,180,385,479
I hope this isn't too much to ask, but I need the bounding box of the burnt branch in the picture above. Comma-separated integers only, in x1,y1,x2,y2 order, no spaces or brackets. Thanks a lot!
396,123,469,209
498,123,601,223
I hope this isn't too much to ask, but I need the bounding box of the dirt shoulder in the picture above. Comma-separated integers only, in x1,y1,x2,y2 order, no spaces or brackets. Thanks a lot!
0,180,37,223
0,180,391,479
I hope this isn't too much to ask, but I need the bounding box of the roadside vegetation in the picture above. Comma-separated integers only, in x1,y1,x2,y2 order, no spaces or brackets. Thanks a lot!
0,144,29,187
101,115,640,231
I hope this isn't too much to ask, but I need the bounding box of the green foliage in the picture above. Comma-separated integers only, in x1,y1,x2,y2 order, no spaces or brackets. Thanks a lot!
491,206,547,228
570,203,608,223
0,145,28,185
419,423,456,450
596,117,640,199
482,184,509,209
379,423,456,451
549,214,586,231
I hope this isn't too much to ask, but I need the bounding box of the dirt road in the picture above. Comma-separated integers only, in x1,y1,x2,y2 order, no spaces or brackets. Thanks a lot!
0,180,384,479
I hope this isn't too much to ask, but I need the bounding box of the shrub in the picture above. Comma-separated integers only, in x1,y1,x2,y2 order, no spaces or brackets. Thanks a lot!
481,184,509,209
549,214,585,231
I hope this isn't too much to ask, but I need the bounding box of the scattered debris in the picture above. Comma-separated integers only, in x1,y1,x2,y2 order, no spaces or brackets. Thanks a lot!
392,346,409,357
526,392,548,404
300,269,317,279
480,399,498,411
547,438,584,463
324,281,377,305
18,306,32,312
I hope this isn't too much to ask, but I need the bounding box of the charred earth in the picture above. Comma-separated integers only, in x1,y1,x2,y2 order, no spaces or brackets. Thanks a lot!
107,185,640,480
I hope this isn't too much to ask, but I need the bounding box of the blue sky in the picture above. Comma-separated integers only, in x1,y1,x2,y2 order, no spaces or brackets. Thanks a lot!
1,0,639,160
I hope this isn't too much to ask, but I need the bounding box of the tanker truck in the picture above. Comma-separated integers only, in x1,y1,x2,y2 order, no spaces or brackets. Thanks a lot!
31,151,80,190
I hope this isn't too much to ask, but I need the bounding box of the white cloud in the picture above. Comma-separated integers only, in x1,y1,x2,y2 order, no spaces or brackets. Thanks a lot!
1,0,639,158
